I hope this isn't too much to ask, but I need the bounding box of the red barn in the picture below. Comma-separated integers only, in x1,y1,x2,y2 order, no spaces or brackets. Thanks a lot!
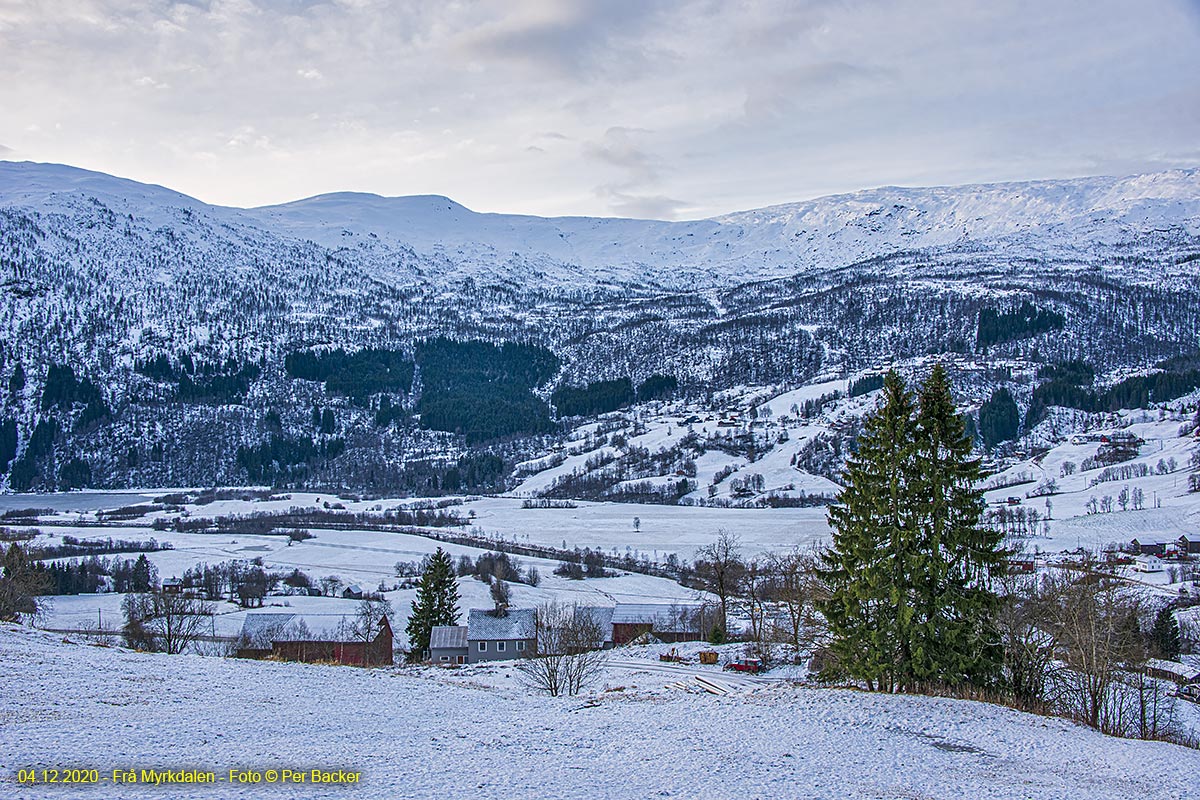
236,612,393,666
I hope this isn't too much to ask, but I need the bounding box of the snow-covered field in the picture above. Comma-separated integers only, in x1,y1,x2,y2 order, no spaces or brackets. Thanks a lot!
11,381,1200,639
2,625,1198,800
464,496,831,560
28,522,705,642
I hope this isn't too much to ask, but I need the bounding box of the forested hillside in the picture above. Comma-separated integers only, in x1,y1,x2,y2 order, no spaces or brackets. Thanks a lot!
1,162,1199,493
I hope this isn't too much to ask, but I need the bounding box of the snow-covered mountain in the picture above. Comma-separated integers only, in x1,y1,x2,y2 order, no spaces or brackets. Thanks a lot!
1,160,1199,493
3,161,1200,290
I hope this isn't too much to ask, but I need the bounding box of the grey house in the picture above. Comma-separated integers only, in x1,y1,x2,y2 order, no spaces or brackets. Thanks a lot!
429,625,468,665
466,608,536,663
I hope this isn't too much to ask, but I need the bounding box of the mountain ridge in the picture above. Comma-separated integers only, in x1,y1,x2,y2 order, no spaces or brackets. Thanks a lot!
3,160,1199,290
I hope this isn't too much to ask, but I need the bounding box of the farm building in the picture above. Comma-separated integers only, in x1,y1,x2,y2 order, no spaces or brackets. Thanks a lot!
1131,539,1169,556
610,603,706,646
1144,658,1200,685
1134,556,1165,573
466,608,536,663
1177,535,1200,555
429,625,468,665
574,606,615,649
235,612,393,666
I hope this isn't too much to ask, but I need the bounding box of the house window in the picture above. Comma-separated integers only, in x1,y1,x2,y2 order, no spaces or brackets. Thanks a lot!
516,641,526,652
440,655,448,662
497,641,506,652
478,641,487,652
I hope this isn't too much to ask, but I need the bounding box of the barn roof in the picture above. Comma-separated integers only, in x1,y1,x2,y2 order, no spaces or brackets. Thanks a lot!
611,603,702,629
239,612,365,645
429,625,468,650
1146,658,1200,682
467,608,536,641
574,606,615,642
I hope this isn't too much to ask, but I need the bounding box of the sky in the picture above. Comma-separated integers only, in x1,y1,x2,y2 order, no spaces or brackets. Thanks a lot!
2,1,1200,219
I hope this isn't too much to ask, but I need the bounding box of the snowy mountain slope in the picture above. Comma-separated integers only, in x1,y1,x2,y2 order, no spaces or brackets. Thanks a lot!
3,624,1198,800
2,160,1200,493
3,161,1200,290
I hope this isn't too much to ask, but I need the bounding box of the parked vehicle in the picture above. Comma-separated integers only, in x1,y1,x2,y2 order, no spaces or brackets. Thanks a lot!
724,658,765,674
1170,684,1200,704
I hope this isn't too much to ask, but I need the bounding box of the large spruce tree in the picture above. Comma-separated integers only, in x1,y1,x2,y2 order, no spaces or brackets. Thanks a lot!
819,370,921,691
911,364,1004,687
406,548,461,658
820,366,1003,692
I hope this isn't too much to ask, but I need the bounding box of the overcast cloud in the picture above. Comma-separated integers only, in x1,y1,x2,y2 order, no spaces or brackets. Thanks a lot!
2,0,1199,218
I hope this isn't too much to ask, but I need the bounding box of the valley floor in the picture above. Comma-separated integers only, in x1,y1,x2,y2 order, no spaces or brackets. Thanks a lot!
2,625,1198,800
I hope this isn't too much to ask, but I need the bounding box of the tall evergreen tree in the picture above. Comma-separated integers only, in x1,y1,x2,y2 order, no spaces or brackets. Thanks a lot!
911,363,1004,687
406,548,461,658
1149,605,1181,660
820,366,1003,692
819,370,920,691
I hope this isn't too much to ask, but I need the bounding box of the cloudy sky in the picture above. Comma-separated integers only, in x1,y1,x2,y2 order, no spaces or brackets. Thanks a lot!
2,1,1200,218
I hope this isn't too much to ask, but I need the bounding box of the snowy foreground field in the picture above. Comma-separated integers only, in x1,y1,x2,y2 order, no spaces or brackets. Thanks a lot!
3,626,1199,800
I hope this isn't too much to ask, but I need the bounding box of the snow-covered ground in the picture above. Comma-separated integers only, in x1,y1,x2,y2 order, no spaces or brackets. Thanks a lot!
464,496,831,560
27,523,708,642
2,624,1198,800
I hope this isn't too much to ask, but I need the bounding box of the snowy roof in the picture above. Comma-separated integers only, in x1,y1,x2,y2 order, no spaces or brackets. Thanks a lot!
467,608,536,641
239,612,361,645
611,603,702,629
1145,658,1200,682
574,606,615,641
429,625,468,650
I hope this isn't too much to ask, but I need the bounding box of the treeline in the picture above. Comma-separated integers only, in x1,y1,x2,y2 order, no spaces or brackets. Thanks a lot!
8,419,60,491
414,338,560,443
29,536,171,560
176,363,260,404
554,548,612,580
181,559,282,606
636,373,678,401
136,355,260,404
552,378,634,417
552,374,678,418
235,435,346,484
1036,359,1094,385
976,302,1065,349
0,417,16,474
152,505,466,534
978,387,1020,447
1029,355,1200,424
847,373,885,397
284,348,414,398
35,553,158,595
453,550,540,586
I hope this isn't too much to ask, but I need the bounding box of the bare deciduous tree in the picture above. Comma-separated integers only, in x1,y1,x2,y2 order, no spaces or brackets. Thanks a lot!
516,602,608,697
997,568,1065,708
354,597,394,666
122,589,215,654
694,530,745,636
765,548,828,663
490,573,511,616
1050,564,1146,734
